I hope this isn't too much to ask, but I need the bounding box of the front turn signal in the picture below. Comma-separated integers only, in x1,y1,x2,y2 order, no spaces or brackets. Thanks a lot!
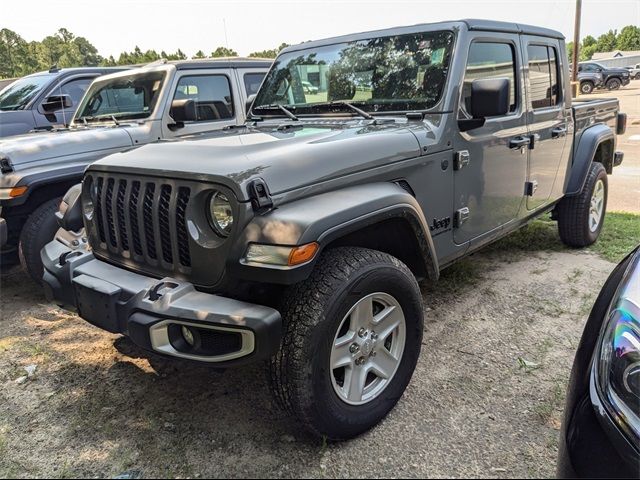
288,242,319,266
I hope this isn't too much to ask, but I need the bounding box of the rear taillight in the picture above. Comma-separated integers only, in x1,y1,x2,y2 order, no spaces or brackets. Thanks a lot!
617,113,627,135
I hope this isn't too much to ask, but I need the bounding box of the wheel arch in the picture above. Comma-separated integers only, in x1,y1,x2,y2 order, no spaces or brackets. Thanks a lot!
232,182,439,284
565,124,615,197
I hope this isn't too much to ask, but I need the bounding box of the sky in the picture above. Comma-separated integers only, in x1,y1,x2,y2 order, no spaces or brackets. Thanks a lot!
3,0,639,58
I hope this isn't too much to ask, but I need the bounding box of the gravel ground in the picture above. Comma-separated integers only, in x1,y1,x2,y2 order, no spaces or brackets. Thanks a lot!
0,236,615,478
1,84,638,479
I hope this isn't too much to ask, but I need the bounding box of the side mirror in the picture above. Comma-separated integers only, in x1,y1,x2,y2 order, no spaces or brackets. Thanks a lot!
470,78,510,118
245,94,256,115
42,94,72,112
170,99,198,123
596,68,603,73
55,184,83,232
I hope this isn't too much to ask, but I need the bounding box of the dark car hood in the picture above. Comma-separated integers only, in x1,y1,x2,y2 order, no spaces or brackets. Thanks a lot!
89,122,425,201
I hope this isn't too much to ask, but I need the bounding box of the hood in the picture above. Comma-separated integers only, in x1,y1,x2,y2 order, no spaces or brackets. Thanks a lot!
0,126,135,170
88,122,426,201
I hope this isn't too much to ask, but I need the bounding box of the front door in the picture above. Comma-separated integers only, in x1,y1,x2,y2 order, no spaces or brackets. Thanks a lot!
162,70,239,138
522,38,571,210
453,35,528,245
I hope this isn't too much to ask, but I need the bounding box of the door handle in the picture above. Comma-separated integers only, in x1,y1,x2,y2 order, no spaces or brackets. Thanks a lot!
509,136,531,149
551,127,567,138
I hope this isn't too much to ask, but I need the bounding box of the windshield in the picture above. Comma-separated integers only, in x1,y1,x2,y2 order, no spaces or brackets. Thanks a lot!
253,30,454,115
0,74,54,111
75,71,166,122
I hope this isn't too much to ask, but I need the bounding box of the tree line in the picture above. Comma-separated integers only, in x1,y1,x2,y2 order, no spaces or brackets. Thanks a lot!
1,24,639,79
0,27,290,79
567,25,640,62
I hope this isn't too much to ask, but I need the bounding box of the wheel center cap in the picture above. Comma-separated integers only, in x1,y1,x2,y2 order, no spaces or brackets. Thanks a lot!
361,339,373,356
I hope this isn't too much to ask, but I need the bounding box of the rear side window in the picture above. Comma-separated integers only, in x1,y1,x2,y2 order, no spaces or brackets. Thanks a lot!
460,42,517,118
527,45,560,109
173,75,234,121
243,73,266,96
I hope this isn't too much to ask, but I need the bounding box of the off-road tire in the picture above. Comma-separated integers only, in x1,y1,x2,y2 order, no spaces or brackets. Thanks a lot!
18,198,61,284
580,81,594,95
269,247,424,440
606,77,621,90
556,162,607,248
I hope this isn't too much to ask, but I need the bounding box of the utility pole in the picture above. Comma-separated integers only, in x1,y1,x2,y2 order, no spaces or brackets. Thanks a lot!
572,0,582,82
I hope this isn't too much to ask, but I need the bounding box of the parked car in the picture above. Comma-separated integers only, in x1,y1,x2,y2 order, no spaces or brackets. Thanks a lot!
577,70,604,94
624,64,640,80
43,19,626,440
557,245,639,478
579,62,631,90
0,67,128,138
0,58,270,282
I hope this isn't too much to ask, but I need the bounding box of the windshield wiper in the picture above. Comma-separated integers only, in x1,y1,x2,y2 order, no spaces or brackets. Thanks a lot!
254,104,299,121
323,101,374,120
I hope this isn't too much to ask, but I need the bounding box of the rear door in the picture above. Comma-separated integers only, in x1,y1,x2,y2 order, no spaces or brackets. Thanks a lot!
162,69,239,138
453,33,528,245
522,38,570,210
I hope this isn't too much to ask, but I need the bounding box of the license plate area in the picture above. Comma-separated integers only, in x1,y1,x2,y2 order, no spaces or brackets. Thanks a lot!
73,274,122,333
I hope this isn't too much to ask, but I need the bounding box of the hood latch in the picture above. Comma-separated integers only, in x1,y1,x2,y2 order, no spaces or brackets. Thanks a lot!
248,178,273,214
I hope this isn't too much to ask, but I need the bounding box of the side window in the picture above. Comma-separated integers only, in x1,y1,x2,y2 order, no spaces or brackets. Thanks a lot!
243,73,266,96
173,75,234,121
52,77,93,108
527,45,560,109
460,42,517,118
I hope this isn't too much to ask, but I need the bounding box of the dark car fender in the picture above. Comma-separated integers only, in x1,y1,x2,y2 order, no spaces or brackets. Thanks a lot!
230,182,439,285
565,124,615,196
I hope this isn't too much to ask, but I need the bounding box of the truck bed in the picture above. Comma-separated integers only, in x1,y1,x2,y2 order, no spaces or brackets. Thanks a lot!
572,97,619,140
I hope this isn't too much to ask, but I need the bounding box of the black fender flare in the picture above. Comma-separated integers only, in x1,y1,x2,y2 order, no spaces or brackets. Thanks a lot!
565,124,614,197
232,182,439,284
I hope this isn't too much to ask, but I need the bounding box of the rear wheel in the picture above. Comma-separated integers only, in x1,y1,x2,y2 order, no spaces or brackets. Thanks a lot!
19,198,61,284
606,77,622,90
556,162,607,248
270,247,424,440
580,81,594,95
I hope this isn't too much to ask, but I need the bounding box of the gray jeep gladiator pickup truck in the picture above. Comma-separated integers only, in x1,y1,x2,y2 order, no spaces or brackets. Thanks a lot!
0,58,270,281
42,19,626,439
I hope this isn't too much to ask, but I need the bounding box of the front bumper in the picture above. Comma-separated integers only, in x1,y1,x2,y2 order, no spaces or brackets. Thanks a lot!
42,238,282,366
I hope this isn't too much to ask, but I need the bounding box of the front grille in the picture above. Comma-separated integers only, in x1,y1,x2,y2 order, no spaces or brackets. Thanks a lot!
87,173,193,276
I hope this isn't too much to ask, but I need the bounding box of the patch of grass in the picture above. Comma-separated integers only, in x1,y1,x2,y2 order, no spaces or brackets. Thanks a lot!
430,258,483,295
485,212,640,263
566,268,583,282
590,212,640,263
534,381,566,425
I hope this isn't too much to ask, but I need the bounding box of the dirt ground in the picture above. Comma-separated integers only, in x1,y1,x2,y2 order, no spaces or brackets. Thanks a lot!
0,84,639,479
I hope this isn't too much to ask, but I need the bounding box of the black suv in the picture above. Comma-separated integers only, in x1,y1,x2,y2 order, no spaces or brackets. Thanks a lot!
579,62,631,90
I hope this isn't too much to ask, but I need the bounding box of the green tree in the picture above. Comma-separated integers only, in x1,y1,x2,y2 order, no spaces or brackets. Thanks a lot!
0,28,31,77
582,35,597,48
211,46,238,58
595,30,618,53
248,42,290,58
616,25,640,51
193,50,206,59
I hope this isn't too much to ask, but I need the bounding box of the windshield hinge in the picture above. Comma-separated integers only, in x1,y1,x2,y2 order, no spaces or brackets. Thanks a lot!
247,178,273,214
0,158,14,174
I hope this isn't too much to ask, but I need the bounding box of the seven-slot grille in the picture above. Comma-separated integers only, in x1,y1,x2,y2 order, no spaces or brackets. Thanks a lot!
87,173,192,275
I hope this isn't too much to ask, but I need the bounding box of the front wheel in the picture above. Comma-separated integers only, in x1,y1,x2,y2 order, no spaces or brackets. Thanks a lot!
556,162,607,248
19,198,62,284
606,78,622,90
580,81,594,95
270,247,424,440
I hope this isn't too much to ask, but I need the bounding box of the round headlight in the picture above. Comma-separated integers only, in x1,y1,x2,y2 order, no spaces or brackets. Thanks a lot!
83,178,96,220
208,191,234,236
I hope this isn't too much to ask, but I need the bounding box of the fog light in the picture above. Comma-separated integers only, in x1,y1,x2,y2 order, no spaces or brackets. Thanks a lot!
182,326,195,346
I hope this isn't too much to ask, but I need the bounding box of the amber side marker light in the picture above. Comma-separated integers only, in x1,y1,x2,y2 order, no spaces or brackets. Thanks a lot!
2,186,29,199
288,242,319,266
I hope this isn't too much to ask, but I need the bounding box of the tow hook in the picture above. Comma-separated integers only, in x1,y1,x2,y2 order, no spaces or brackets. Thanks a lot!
148,281,179,301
